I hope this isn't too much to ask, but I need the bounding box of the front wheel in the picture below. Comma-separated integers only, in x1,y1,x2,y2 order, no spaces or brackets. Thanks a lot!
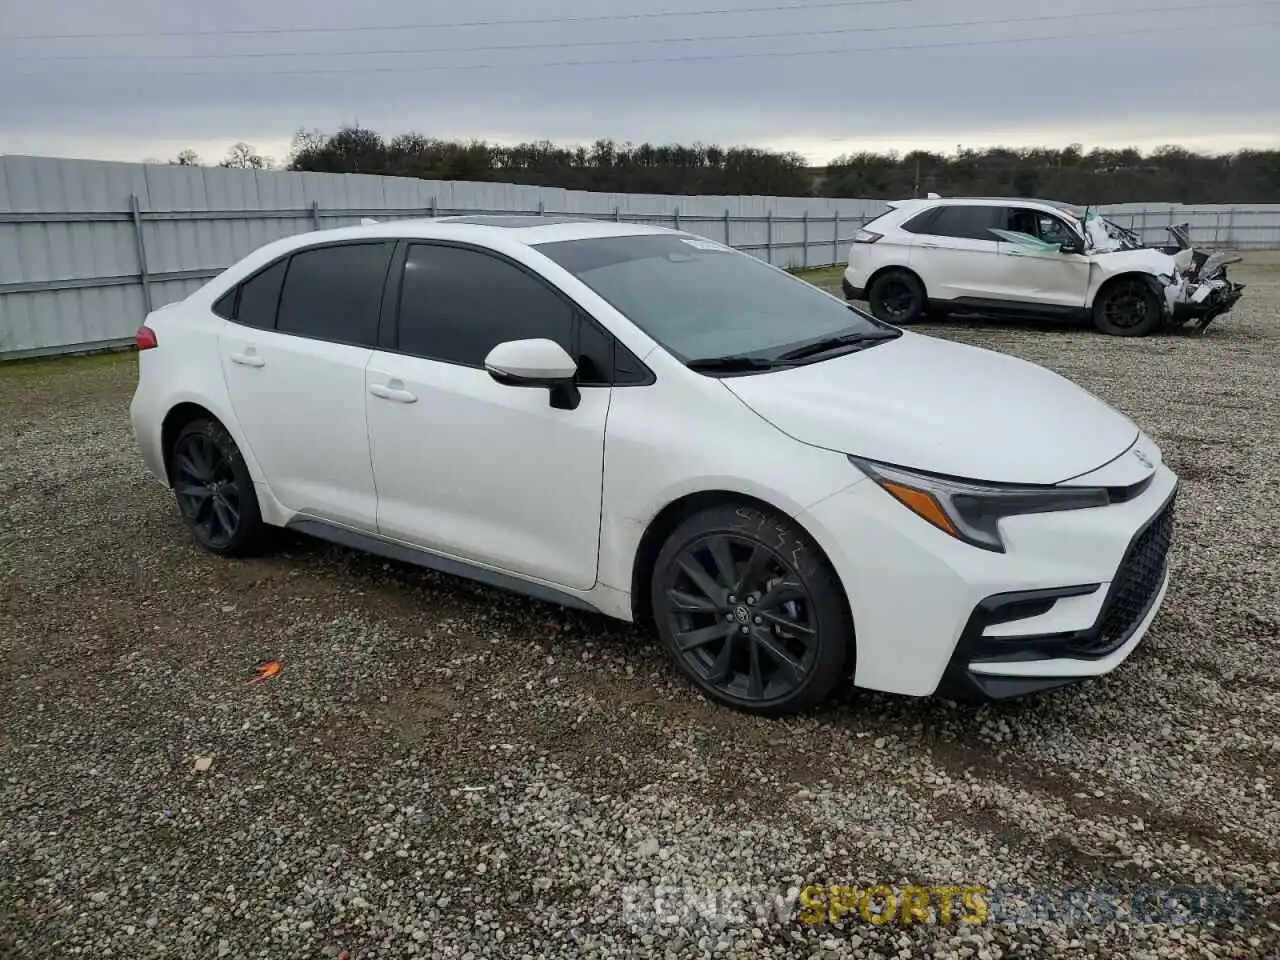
1093,278,1164,336
650,503,852,716
170,418,265,556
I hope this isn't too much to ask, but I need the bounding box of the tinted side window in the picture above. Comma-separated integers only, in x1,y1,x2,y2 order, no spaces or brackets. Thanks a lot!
925,206,1006,242
900,208,940,234
233,258,288,330
1009,208,1077,245
575,317,613,386
397,244,575,367
276,242,392,346
212,287,237,320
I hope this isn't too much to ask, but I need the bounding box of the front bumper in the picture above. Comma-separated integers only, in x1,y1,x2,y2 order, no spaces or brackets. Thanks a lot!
796,439,1178,699
1171,281,1245,331
935,488,1175,701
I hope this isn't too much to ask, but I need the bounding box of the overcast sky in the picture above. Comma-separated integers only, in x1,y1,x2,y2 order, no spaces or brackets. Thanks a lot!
1,0,1277,166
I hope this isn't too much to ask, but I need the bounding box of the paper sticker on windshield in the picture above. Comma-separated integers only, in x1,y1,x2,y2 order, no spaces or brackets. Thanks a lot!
679,237,730,252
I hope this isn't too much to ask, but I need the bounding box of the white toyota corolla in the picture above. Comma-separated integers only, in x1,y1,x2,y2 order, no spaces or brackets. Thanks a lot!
129,215,1177,715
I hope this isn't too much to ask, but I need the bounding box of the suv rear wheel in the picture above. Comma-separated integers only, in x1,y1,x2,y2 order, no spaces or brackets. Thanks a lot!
868,269,925,324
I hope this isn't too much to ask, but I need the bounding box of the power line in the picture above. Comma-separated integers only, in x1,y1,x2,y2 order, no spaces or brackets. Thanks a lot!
1,17,1271,77
0,0,933,42
10,1,1265,64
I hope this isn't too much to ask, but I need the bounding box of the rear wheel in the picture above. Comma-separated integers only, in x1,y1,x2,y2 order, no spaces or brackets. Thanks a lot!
1093,278,1163,336
650,503,852,716
868,269,925,324
171,418,265,556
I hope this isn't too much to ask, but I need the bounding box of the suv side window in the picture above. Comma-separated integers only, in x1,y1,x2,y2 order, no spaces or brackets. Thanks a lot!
1009,208,1078,246
275,242,393,346
900,208,941,234
923,205,1005,242
396,243,575,368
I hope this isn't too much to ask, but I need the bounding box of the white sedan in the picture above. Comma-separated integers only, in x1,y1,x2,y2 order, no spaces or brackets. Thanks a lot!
129,214,1178,715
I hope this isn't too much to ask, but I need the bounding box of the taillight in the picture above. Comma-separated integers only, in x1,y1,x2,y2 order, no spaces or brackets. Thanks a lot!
854,229,883,244
135,325,158,350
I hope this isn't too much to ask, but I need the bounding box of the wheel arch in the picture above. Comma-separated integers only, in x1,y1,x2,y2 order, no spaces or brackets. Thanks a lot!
159,399,264,491
1090,270,1170,313
866,263,928,300
628,489,852,631
161,402,219,486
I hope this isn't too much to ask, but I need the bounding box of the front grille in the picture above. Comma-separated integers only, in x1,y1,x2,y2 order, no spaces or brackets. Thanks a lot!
1075,497,1176,655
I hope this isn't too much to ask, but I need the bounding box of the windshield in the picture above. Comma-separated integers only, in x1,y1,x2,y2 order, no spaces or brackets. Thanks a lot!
535,233,886,363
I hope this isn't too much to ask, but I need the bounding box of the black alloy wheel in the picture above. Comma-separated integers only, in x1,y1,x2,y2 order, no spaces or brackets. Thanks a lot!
171,419,264,555
867,269,925,324
652,504,851,715
1094,279,1162,336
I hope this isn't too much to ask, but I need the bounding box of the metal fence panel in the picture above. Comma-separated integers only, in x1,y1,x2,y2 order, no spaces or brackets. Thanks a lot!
2,154,1278,358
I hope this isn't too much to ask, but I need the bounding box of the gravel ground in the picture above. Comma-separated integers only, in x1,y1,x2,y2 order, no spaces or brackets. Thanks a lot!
2,259,1278,959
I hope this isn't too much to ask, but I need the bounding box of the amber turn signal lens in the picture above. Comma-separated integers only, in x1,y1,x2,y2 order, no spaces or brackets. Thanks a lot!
880,481,959,537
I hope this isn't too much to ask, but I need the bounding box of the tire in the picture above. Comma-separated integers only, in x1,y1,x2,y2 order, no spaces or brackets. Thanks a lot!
650,502,852,716
170,418,265,556
1093,278,1163,336
867,269,926,324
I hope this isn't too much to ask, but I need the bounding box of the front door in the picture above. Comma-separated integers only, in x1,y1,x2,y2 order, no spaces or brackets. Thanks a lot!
991,208,1092,309
365,242,609,590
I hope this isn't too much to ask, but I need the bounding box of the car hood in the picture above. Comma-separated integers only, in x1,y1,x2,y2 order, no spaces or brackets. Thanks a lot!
722,332,1139,485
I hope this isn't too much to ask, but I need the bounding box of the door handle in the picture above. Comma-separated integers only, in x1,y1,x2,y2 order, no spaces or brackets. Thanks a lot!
369,383,418,404
230,351,265,367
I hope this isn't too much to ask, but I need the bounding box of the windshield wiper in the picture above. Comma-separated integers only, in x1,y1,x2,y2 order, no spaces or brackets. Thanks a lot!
775,329,901,362
686,355,791,373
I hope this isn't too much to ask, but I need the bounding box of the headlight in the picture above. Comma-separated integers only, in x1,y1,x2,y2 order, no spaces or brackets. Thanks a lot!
849,457,1110,553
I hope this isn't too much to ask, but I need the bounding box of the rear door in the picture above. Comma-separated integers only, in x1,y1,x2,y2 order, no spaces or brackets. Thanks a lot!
907,204,1007,301
218,240,394,532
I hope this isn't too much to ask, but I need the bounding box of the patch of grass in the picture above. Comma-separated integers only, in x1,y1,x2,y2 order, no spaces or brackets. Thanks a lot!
789,265,846,290
0,348,136,379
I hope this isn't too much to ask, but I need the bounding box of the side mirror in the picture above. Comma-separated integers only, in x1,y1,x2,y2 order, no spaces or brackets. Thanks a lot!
1059,238,1085,255
484,338,581,410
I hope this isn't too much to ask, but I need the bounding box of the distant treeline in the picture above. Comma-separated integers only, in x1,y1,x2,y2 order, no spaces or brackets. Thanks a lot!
188,126,1280,203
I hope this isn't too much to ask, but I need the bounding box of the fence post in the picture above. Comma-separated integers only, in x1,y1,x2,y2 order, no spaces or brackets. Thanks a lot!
538,200,545,216
802,210,809,268
674,207,680,231
834,211,840,265
310,200,321,231
1139,207,1147,243
1226,206,1236,247
615,206,621,222
766,210,773,264
130,193,153,314
724,209,731,245
430,196,437,218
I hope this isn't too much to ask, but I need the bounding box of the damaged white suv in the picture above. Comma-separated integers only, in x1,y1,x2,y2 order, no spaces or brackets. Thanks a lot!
842,196,1244,336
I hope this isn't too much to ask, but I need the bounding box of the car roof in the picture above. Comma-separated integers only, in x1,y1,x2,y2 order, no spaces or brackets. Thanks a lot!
293,215,679,248
207,215,694,287
898,196,1084,215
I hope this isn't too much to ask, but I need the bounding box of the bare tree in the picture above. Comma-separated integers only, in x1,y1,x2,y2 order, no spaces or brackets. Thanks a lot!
219,142,273,170
171,149,202,167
